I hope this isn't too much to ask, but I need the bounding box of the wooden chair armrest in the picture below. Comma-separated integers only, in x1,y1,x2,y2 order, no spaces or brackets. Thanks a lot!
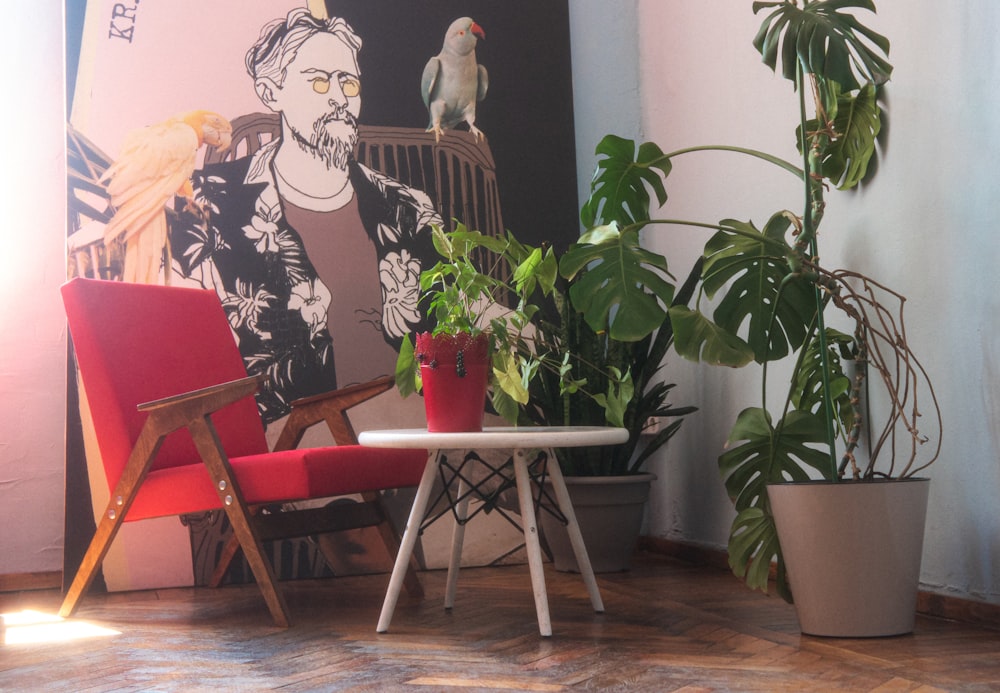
137,375,262,435
274,375,395,450
287,374,394,411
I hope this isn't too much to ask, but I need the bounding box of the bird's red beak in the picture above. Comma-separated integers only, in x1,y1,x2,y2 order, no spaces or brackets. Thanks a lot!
471,22,485,41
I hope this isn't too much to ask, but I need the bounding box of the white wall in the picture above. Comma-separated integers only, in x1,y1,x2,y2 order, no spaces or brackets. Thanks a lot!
570,0,1000,604
0,0,69,575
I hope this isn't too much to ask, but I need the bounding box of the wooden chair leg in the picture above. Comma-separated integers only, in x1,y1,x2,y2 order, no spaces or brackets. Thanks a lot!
59,501,126,618
190,416,291,627
60,423,164,619
208,530,243,588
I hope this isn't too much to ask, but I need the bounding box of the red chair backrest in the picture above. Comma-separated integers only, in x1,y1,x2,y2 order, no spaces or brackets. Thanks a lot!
62,278,269,491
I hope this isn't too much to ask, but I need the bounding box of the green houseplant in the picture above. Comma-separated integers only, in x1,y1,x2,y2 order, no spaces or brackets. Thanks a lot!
520,251,700,572
561,0,941,632
395,222,635,430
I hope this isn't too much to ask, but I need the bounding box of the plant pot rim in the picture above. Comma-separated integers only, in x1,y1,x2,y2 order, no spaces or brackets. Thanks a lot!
767,476,929,488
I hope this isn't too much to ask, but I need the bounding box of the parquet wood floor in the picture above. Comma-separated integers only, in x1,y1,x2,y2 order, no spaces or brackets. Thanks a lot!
2,553,999,692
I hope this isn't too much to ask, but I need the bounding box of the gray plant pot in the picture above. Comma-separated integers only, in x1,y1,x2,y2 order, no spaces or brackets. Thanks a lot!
539,473,655,573
767,478,930,637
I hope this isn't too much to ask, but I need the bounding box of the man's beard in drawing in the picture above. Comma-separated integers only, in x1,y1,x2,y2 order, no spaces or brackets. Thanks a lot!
290,106,359,171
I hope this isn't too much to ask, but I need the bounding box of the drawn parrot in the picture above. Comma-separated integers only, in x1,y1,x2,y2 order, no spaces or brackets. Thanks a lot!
421,17,488,143
101,110,233,284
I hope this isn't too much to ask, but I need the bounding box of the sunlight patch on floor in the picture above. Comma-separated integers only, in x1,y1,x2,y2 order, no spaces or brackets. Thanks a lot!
2,610,120,645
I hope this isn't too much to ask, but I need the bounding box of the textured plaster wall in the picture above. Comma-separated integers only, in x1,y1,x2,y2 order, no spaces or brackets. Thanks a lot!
569,0,1000,605
0,0,69,575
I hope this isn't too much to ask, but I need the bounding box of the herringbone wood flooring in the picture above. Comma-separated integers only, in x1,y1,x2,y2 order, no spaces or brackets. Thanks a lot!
2,553,999,692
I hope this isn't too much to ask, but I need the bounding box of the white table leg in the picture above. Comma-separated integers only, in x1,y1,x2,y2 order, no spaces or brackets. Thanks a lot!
445,474,470,609
377,449,440,633
512,448,553,637
545,452,605,613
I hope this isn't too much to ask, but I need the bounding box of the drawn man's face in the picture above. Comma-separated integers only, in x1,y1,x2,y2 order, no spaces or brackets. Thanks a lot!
269,31,361,169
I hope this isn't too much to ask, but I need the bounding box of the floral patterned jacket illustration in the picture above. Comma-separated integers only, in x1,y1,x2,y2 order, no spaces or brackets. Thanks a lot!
169,140,441,424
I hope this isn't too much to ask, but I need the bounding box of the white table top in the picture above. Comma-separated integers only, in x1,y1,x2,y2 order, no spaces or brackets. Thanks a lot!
358,425,628,450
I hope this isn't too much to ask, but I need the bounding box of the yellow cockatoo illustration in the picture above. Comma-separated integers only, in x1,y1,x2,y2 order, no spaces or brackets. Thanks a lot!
102,110,233,284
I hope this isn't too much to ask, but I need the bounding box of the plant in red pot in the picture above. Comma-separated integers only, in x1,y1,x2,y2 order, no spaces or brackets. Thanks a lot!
396,223,634,432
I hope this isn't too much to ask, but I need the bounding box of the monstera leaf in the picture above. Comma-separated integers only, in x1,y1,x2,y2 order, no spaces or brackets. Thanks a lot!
701,214,818,363
720,407,832,512
792,328,856,435
719,406,832,594
800,81,883,190
752,0,892,91
561,223,675,342
728,506,785,595
580,135,671,227
668,305,754,367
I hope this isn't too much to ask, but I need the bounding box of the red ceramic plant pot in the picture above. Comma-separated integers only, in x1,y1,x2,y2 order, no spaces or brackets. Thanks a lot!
415,331,490,432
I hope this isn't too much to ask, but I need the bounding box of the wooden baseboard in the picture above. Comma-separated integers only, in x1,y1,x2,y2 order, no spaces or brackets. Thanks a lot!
639,536,1000,631
0,571,63,593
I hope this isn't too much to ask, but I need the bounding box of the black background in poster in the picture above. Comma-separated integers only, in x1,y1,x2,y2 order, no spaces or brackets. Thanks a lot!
329,0,581,251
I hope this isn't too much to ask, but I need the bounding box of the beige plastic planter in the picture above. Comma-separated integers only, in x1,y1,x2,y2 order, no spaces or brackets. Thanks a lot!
768,478,930,637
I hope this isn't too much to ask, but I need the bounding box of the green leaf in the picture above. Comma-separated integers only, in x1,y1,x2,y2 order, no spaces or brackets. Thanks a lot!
580,135,671,227
720,406,833,598
513,245,558,298
719,407,833,512
728,506,782,594
701,215,818,363
394,334,419,397
490,387,521,425
577,222,622,246
596,367,632,428
561,227,674,342
753,0,892,91
807,82,883,189
493,351,529,405
668,305,755,367
792,328,856,436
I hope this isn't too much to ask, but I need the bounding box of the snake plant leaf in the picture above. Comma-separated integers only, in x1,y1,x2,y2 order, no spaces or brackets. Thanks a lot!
728,506,783,594
700,215,817,363
801,82,882,189
561,225,675,342
752,0,892,92
668,305,755,367
580,135,671,227
719,407,832,513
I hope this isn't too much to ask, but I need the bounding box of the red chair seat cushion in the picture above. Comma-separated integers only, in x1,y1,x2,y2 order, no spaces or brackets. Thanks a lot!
126,446,427,521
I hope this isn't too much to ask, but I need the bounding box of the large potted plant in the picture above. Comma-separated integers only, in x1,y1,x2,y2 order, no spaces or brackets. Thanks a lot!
523,243,701,573
562,0,942,635
526,281,700,572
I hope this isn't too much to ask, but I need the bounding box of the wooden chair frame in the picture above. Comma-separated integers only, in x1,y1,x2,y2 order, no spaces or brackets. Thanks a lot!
60,374,422,627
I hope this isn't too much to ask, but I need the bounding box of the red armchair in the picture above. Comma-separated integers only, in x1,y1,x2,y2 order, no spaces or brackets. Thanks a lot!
60,277,426,626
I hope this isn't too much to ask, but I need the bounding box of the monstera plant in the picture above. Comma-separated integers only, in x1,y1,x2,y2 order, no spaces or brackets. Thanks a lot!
562,0,941,600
